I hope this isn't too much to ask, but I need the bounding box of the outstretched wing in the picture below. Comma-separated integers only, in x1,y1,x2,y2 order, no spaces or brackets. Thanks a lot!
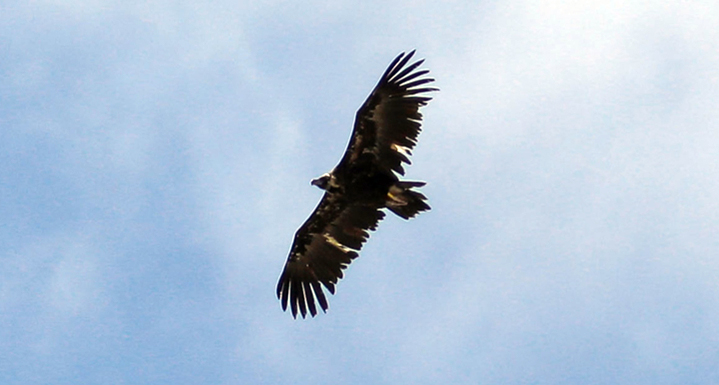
277,193,386,318
338,50,438,176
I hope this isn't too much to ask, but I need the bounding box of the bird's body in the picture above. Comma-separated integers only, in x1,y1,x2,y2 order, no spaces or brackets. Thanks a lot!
276,50,437,318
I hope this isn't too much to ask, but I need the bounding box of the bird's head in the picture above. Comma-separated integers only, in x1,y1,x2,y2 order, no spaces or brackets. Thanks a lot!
310,173,332,190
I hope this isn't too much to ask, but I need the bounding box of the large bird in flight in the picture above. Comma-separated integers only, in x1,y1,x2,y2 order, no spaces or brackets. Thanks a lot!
276,50,437,318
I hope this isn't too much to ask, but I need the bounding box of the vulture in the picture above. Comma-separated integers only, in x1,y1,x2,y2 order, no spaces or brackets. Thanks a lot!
276,50,437,318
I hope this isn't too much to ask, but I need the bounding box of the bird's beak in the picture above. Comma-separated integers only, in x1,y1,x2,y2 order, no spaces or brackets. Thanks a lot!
311,173,330,190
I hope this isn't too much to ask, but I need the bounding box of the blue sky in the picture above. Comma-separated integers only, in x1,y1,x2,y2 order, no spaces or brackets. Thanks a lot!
2,1,719,384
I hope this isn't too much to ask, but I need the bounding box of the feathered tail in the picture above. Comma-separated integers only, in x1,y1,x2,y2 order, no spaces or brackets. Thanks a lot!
386,181,430,219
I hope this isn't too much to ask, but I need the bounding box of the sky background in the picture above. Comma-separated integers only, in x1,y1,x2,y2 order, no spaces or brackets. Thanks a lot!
2,1,719,384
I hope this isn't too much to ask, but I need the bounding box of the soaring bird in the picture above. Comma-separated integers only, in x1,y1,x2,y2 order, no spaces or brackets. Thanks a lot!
276,50,437,318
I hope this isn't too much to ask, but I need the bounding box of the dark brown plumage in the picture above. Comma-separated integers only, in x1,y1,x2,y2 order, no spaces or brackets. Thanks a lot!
276,50,437,318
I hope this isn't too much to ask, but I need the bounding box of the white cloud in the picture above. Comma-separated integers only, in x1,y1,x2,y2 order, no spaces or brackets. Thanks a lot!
0,231,107,357
47,240,103,315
